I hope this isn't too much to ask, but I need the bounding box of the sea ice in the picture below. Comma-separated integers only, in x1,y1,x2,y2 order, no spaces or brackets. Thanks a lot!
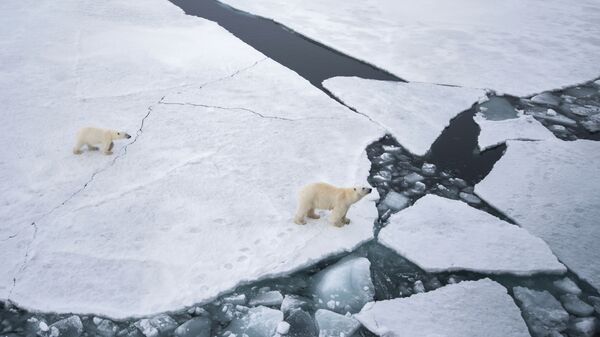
513,287,569,337
174,318,211,337
553,278,581,295
568,317,598,337
223,306,283,337
310,256,375,314
474,114,555,150
314,309,361,337
49,316,83,337
222,0,600,96
378,195,565,275
249,291,284,307
280,295,311,315
0,1,384,317
355,279,530,337
285,309,317,337
531,93,561,106
323,77,485,155
379,191,410,212
477,96,518,120
476,139,600,290
560,294,595,317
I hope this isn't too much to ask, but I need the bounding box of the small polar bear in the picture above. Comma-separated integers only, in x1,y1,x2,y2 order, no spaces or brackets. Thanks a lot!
73,127,131,155
294,182,372,227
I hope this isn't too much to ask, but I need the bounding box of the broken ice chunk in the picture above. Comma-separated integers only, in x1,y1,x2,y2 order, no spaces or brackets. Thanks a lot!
513,287,569,337
525,110,577,126
249,291,284,307
94,318,119,337
371,170,391,183
553,278,581,295
134,315,177,337
310,256,375,314
49,316,83,337
568,317,598,337
459,192,481,205
421,163,436,176
222,306,283,337
379,192,409,212
413,280,425,293
531,92,561,106
589,296,600,314
314,309,361,337
174,318,211,337
286,309,317,337
546,108,558,116
560,294,594,317
280,295,312,315
581,114,600,133
223,294,247,305
403,172,424,185
565,87,597,98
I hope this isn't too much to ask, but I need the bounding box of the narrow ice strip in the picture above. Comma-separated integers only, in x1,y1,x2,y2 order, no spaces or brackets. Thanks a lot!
476,139,600,291
323,77,485,156
355,279,530,337
474,114,555,150
222,0,600,96
8,59,384,318
378,195,565,275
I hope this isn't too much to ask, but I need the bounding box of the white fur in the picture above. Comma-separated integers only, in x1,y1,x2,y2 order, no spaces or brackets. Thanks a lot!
73,127,131,155
294,182,372,227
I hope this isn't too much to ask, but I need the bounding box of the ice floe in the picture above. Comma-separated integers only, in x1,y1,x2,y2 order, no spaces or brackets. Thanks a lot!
323,77,485,155
222,0,600,96
513,287,569,337
476,139,600,291
0,0,385,318
355,279,530,337
474,114,555,150
378,195,565,275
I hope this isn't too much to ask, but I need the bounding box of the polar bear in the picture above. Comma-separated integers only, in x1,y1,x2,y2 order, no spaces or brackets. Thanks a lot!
73,127,131,155
294,182,372,227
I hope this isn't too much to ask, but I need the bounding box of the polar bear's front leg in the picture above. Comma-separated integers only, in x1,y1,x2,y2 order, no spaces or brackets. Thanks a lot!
102,141,114,155
330,205,349,227
307,209,320,219
73,140,84,155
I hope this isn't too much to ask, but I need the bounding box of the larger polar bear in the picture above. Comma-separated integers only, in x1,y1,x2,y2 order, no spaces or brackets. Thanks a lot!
73,127,131,155
294,182,372,227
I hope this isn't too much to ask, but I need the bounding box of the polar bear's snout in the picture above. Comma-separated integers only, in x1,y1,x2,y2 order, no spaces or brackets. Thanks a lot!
125,133,132,139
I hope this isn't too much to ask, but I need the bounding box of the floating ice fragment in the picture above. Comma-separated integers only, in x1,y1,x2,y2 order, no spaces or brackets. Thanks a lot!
249,291,283,307
95,319,118,337
568,317,598,337
513,287,569,337
547,108,558,116
581,114,600,133
174,318,211,337
379,192,410,212
459,192,481,205
223,294,247,305
560,294,594,317
314,309,361,337
310,256,374,314
223,306,283,337
421,163,436,176
356,279,529,337
525,110,577,126
280,295,311,315
403,173,424,185
413,280,425,293
553,278,581,295
276,321,290,335
531,92,561,106
286,309,317,337
49,316,83,337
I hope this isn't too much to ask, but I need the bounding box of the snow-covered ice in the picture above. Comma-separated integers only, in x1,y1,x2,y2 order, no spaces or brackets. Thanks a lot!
355,279,530,337
310,256,375,314
323,77,485,156
474,114,555,150
222,0,600,96
476,139,600,291
314,309,361,337
0,0,385,318
378,195,565,275
513,287,570,337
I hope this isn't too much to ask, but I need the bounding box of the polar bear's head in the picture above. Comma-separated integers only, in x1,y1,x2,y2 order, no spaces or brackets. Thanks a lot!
112,130,132,140
352,186,372,200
